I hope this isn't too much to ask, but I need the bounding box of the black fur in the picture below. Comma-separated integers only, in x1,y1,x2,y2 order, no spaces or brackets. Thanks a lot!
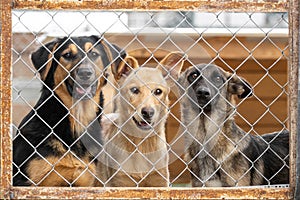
13,36,125,186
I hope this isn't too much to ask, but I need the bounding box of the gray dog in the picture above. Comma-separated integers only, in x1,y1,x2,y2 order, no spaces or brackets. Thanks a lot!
177,63,289,187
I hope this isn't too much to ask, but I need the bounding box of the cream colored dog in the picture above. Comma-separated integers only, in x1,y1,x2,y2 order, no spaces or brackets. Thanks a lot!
100,52,185,187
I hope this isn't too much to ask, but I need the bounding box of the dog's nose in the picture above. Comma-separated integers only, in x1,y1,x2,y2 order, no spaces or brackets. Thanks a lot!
141,107,155,119
77,68,94,80
196,87,211,99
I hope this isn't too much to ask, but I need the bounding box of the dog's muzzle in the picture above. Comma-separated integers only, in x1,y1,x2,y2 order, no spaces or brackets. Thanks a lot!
196,86,212,110
132,107,154,131
67,66,98,100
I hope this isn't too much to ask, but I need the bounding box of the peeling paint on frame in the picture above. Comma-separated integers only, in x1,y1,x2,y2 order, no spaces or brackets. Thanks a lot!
1,0,298,199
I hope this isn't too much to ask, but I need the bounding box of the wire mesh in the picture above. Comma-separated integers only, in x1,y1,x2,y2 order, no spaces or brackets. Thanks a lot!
10,10,290,189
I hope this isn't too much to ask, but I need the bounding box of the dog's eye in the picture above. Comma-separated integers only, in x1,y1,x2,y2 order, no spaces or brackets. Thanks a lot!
90,51,99,58
130,87,140,94
62,52,72,59
188,72,199,82
192,72,199,79
153,88,163,96
214,76,222,82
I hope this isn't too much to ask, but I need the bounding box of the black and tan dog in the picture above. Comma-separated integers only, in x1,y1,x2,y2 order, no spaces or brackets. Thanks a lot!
177,64,289,186
13,36,125,186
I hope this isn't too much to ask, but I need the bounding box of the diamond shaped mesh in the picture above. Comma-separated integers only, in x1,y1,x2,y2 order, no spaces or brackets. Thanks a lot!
12,11,289,187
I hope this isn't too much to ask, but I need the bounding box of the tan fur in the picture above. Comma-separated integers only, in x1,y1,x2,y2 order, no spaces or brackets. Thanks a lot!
14,36,126,187
49,139,67,153
63,44,78,55
99,52,185,187
53,44,105,135
40,43,59,81
27,154,96,186
33,44,102,184
70,101,99,138
45,43,106,184
84,42,93,52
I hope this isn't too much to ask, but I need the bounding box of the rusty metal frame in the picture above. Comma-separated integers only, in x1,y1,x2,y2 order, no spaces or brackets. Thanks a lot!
1,0,298,199
290,0,300,198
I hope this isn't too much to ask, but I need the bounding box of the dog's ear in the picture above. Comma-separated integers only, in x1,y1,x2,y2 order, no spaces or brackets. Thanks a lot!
225,72,252,98
91,36,127,71
157,52,186,79
110,44,127,69
103,42,127,70
111,55,139,81
31,40,59,81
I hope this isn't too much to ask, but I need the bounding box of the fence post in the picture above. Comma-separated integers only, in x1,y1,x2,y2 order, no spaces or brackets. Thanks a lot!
293,0,300,197
0,0,13,199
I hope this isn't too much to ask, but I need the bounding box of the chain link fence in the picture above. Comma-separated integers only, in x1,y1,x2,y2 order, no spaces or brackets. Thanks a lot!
1,0,299,199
